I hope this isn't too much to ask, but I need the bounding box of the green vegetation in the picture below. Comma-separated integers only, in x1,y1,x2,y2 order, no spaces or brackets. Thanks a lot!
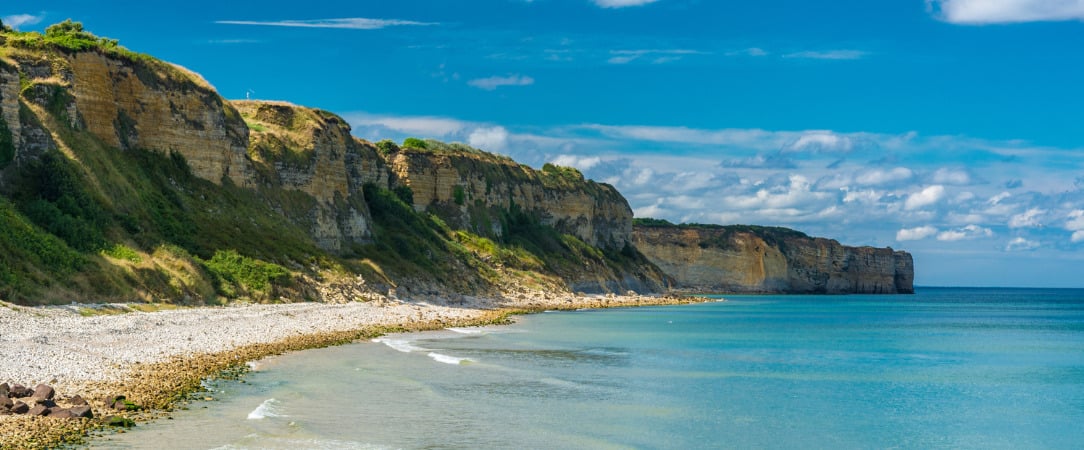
453,185,466,205
375,139,399,155
204,250,291,298
244,120,267,133
102,244,142,263
402,137,428,149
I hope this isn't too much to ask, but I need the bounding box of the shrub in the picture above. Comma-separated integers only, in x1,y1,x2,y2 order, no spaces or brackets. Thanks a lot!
393,185,414,205
375,139,399,155
402,137,428,149
204,249,290,293
453,185,466,205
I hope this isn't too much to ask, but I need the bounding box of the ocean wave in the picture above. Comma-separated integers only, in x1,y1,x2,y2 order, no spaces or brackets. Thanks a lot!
371,337,426,353
247,398,286,420
427,352,473,365
446,327,488,335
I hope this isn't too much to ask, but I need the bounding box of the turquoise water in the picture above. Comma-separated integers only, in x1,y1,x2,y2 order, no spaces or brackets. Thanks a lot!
96,288,1084,449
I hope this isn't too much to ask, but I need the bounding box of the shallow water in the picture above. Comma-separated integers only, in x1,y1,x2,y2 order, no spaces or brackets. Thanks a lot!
95,288,1084,449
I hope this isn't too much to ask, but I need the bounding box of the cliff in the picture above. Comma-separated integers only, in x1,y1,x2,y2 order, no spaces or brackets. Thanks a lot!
0,24,669,304
632,223,914,294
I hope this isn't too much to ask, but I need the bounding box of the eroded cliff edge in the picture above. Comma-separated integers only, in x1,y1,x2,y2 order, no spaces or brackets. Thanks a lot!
632,223,914,294
0,27,669,304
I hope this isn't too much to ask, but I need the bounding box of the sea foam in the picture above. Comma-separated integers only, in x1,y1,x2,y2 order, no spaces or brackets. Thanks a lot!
427,352,472,365
247,398,285,420
371,338,426,353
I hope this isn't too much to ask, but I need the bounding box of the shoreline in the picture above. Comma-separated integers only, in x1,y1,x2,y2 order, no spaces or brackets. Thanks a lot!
0,293,702,449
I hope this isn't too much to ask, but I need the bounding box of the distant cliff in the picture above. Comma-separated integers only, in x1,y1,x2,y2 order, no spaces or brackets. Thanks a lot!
632,222,914,294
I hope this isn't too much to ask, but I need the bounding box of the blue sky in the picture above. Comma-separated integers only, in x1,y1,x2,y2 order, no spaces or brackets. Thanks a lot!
5,1,1084,287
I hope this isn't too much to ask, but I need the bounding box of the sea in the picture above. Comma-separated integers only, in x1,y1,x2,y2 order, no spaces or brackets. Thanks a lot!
94,287,1084,449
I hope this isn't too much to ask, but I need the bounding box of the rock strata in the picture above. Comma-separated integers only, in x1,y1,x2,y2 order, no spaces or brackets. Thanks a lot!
632,224,914,294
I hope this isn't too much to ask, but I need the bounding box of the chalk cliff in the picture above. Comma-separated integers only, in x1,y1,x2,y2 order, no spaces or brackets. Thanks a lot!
632,224,914,294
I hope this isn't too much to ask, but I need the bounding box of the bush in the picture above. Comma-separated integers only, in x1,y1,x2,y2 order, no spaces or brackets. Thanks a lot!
375,139,399,155
393,185,414,205
402,137,428,149
204,250,290,293
453,185,466,205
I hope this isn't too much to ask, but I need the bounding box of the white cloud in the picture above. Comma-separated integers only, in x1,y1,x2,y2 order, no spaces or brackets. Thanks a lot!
468,74,535,90
607,49,705,64
593,0,660,8
937,224,994,241
467,126,509,151
348,114,468,137
1065,210,1084,231
897,226,939,241
1006,237,1040,251
727,47,768,57
784,131,856,152
1,13,43,29
215,18,437,29
1073,231,1084,243
928,0,1084,24
856,167,913,186
932,168,972,185
904,185,946,210
550,155,603,171
1009,208,1045,228
783,50,868,60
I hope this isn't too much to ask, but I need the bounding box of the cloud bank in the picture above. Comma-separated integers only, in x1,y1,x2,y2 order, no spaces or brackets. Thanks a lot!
928,0,1084,24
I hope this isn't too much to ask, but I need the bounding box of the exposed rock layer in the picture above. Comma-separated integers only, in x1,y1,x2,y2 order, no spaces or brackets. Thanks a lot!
632,225,914,294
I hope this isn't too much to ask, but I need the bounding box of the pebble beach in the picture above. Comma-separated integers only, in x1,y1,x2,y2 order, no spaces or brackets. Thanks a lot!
0,292,696,448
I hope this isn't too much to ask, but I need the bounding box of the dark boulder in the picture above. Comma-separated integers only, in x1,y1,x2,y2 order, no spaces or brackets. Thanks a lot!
31,384,55,401
9,384,30,398
69,394,88,406
27,404,50,416
49,408,76,419
10,401,29,414
0,382,9,397
0,395,12,409
70,405,94,418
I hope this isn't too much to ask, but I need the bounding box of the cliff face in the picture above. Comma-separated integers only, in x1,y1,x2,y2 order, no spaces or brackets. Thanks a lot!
632,225,914,294
67,52,252,186
387,149,631,249
233,101,387,252
0,38,670,302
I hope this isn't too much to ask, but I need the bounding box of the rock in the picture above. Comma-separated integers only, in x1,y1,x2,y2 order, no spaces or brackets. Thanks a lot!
10,401,29,414
37,399,57,408
0,395,12,409
0,382,8,397
70,405,94,418
27,404,50,416
69,394,88,406
9,384,30,398
632,224,915,294
31,383,55,401
49,408,76,419
104,415,136,428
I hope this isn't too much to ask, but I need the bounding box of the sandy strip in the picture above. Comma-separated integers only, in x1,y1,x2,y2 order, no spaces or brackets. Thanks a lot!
0,293,700,448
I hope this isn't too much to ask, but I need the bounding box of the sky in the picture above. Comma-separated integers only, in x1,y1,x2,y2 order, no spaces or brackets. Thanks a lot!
5,0,1084,287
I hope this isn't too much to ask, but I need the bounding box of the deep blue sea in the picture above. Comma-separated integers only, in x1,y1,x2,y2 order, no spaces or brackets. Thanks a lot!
96,288,1084,449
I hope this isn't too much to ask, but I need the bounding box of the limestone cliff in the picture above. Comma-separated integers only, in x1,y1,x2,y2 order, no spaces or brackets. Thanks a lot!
632,224,914,294
3,49,250,185
0,29,671,303
233,101,387,252
386,147,631,249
